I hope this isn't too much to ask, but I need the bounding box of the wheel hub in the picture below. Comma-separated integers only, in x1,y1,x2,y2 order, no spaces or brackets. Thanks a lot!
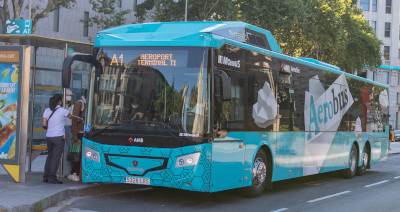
252,158,266,187
362,152,368,167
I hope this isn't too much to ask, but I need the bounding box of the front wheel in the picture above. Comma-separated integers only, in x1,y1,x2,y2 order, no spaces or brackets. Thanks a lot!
341,144,358,179
240,150,268,197
356,145,369,176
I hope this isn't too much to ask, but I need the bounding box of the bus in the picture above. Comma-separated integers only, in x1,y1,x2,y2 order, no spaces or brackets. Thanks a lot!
61,22,389,197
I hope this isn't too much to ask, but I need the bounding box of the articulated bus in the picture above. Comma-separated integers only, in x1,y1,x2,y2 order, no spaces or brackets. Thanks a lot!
62,22,389,197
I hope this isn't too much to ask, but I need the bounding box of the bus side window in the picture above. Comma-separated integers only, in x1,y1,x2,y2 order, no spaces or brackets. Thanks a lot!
214,69,244,137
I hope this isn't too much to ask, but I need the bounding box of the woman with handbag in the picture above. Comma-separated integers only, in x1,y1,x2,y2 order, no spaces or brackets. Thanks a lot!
42,94,82,184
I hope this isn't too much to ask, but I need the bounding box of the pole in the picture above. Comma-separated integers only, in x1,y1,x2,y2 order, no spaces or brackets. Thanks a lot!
185,0,188,22
28,46,38,172
28,0,32,19
59,43,68,181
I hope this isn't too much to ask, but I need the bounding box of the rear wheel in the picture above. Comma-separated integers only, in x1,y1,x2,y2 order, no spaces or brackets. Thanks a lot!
341,144,358,179
240,150,268,197
356,145,369,176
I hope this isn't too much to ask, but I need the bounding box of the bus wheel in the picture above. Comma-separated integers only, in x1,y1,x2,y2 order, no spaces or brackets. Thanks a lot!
341,144,358,179
240,150,268,197
356,145,369,176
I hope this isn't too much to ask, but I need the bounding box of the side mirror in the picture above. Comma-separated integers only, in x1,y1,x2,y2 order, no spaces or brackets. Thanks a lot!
62,53,102,93
217,70,231,101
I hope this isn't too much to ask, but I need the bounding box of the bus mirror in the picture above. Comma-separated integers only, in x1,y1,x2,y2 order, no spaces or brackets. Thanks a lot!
62,53,102,89
218,70,231,101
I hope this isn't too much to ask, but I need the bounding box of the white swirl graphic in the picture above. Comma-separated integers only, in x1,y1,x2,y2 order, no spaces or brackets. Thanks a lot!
379,90,389,114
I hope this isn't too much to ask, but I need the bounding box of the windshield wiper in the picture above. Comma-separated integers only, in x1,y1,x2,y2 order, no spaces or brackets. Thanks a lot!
89,123,128,137
120,120,182,143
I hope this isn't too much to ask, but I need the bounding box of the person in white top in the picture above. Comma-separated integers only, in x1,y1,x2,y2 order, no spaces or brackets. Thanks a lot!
42,94,82,184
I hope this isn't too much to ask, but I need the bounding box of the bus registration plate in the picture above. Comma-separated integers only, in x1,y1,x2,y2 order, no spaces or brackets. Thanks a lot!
124,177,150,185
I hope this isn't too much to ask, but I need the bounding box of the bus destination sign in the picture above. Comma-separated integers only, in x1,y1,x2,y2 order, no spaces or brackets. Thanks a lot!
138,54,177,66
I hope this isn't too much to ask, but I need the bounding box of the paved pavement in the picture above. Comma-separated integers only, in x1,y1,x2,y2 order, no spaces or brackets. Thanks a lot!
0,142,399,212
47,155,400,212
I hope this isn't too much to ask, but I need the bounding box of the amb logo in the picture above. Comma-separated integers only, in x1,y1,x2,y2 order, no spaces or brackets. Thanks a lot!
129,137,144,143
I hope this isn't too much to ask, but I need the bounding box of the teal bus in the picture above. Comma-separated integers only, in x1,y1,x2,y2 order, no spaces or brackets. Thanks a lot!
61,22,389,197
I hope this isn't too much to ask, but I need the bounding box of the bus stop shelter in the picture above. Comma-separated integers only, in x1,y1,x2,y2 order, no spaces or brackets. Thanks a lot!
0,34,93,183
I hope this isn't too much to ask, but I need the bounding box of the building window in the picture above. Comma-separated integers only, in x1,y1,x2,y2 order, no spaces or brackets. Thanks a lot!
384,46,390,60
0,8,5,34
386,0,391,14
397,93,400,104
83,11,89,37
372,0,377,12
369,71,375,81
360,0,369,11
118,0,122,8
371,21,376,34
383,72,389,84
133,0,137,12
385,22,391,37
53,9,59,32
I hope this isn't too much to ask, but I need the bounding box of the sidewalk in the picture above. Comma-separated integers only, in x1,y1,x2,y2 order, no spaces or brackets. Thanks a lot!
389,141,400,156
0,155,138,212
1,143,399,212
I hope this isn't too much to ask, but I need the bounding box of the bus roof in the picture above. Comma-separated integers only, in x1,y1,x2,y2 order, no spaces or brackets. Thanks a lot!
95,21,388,89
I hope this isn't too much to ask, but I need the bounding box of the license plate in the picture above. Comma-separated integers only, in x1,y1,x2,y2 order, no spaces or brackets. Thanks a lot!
124,177,150,185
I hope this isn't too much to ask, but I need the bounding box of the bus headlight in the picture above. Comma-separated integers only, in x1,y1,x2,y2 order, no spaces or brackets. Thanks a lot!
175,153,201,168
83,146,100,163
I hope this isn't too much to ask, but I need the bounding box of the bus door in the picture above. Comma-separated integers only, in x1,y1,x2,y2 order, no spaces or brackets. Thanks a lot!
211,68,246,192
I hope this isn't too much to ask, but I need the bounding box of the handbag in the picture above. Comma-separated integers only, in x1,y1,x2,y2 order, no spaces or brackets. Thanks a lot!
67,143,81,162
43,108,58,130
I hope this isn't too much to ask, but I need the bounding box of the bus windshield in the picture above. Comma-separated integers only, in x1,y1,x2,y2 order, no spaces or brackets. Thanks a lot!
86,47,211,145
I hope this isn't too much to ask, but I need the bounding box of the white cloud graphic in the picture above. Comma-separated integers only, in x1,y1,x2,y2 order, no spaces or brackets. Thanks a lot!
252,82,278,128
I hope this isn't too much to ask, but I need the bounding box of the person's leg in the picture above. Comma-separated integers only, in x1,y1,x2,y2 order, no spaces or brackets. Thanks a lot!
48,136,64,182
43,137,54,181
76,133,83,177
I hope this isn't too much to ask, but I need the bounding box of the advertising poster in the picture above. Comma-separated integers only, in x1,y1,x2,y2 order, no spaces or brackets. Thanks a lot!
0,47,23,165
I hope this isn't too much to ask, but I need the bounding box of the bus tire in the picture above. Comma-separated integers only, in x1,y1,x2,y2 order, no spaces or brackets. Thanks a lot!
356,145,369,176
341,144,358,179
240,150,268,197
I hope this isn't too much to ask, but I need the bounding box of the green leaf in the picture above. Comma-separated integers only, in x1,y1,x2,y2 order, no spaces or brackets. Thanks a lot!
9,121,13,128
0,111,4,118
1,69,10,78
0,99,5,109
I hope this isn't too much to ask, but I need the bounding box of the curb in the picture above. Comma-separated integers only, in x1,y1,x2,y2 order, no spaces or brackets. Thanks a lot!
389,152,400,157
0,183,138,212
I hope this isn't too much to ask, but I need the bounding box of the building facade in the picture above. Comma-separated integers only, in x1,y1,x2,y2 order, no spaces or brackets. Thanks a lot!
359,0,400,129
1,0,144,141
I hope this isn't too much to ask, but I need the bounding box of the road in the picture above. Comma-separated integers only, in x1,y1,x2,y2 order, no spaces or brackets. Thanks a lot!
47,155,400,212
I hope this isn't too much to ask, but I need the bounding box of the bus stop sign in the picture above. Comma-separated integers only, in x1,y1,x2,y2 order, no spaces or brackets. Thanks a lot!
6,19,32,35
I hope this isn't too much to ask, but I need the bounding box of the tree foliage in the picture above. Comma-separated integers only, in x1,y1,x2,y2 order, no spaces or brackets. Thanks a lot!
136,0,238,23
0,0,77,33
136,0,383,73
80,0,131,32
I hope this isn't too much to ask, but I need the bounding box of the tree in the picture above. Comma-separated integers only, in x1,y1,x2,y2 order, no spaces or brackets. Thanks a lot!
0,0,77,34
238,0,383,73
136,0,383,73
80,0,131,32
135,0,239,23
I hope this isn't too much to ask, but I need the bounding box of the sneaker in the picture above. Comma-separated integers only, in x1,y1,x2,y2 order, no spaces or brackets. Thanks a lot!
67,174,73,180
71,173,80,181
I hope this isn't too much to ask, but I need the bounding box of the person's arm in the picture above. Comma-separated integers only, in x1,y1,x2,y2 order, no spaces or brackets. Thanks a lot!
67,113,83,121
42,117,47,128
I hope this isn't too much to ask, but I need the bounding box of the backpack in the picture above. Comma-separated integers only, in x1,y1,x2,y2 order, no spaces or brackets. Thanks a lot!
69,100,85,117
